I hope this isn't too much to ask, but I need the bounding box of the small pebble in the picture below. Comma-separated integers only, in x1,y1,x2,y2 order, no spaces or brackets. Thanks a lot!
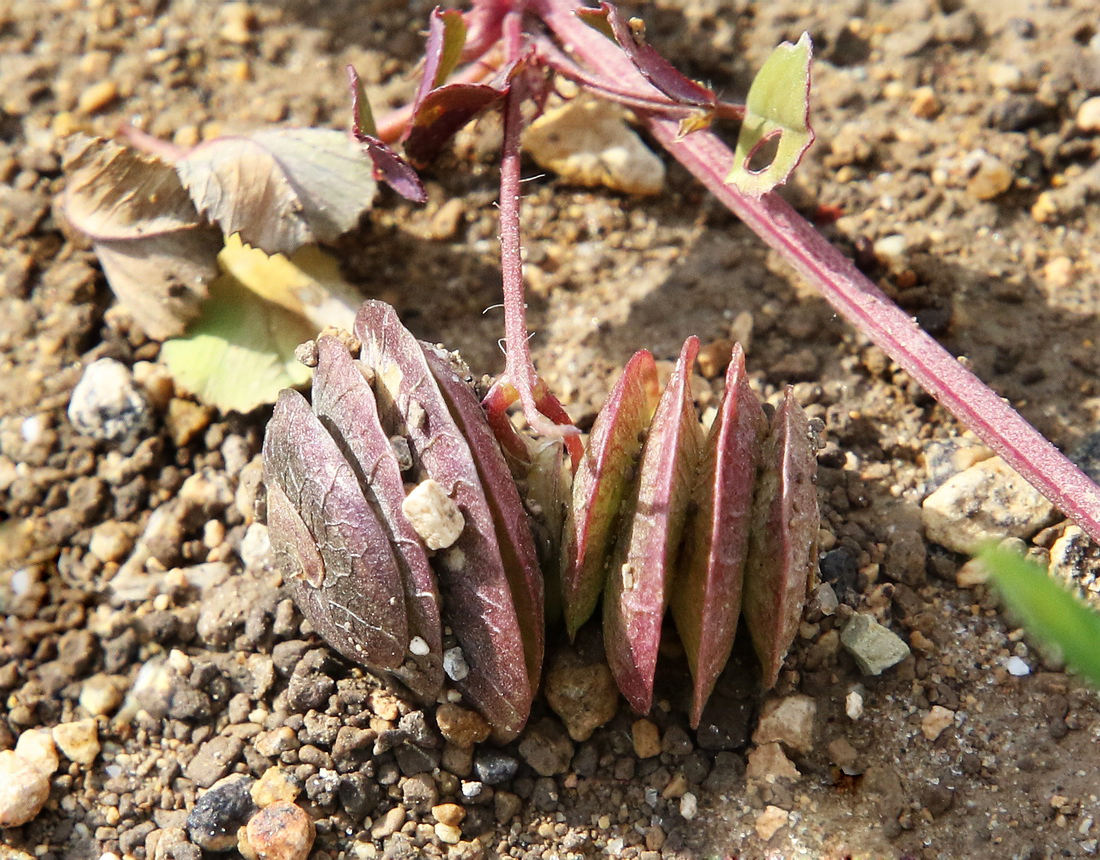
79,674,124,717
966,156,1013,201
435,704,491,748
845,689,865,721
524,98,665,195
752,695,817,757
910,86,940,119
474,750,519,786
251,765,301,807
402,479,465,550
921,706,955,741
0,750,51,827
431,803,465,827
1006,655,1031,677
14,728,59,777
68,358,153,444
88,522,135,564
922,456,1055,552
544,640,619,741
52,718,100,766
245,801,315,860
434,823,462,845
746,742,800,784
840,613,911,676
77,80,119,115
1077,96,1100,133
631,719,662,759
443,646,470,682
679,792,698,820
755,805,789,841
187,774,256,851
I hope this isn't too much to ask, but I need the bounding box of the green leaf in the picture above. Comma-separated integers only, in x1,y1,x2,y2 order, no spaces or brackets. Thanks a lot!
980,545,1100,688
159,268,313,414
727,32,814,197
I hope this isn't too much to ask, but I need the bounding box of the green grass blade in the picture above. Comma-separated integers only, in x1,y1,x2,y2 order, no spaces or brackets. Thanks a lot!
980,544,1100,688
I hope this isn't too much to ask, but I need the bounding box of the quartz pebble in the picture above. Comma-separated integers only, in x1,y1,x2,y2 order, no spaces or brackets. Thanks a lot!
679,792,698,820
922,456,1055,553
845,689,865,721
52,718,100,766
245,801,315,860
0,750,51,827
14,728,59,776
401,479,465,550
921,706,955,741
68,358,152,444
752,695,817,757
840,613,911,676
80,674,124,716
1077,96,1100,133
1006,655,1031,677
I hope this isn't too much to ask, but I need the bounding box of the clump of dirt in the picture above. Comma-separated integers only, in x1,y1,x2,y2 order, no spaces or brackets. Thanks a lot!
2,1,1100,859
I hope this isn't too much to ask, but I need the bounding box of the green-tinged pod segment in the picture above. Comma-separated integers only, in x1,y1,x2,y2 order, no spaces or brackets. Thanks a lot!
355,300,534,741
310,336,444,701
672,344,768,728
561,350,661,639
742,387,820,689
604,337,704,714
263,390,408,672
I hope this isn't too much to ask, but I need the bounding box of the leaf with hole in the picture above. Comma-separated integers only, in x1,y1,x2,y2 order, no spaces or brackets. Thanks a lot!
727,32,814,197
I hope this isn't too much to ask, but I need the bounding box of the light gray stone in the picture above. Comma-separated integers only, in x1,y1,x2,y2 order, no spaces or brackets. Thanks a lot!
840,613,911,676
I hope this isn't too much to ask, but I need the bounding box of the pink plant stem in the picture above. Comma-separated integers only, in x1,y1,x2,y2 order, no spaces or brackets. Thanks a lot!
494,11,576,437
537,0,1100,543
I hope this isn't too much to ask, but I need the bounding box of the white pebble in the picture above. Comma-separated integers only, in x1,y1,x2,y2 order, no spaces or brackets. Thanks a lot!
408,636,430,656
67,358,152,443
1006,655,1031,676
845,689,865,720
401,479,465,550
14,728,58,776
0,750,50,827
444,646,470,681
679,791,698,820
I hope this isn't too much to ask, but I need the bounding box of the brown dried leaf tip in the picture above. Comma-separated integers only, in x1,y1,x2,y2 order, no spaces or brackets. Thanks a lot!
263,303,819,737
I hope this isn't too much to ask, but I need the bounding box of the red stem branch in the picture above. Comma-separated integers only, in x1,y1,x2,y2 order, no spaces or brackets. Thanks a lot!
536,0,1100,544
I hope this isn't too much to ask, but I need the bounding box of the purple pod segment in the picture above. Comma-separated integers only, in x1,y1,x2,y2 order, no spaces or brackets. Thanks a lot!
422,344,545,694
311,336,444,701
603,338,704,714
561,350,661,639
263,389,408,672
741,387,820,689
671,344,768,728
355,300,532,741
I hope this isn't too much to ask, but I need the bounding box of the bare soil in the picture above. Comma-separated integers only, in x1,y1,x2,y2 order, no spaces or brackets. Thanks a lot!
2,1,1100,859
